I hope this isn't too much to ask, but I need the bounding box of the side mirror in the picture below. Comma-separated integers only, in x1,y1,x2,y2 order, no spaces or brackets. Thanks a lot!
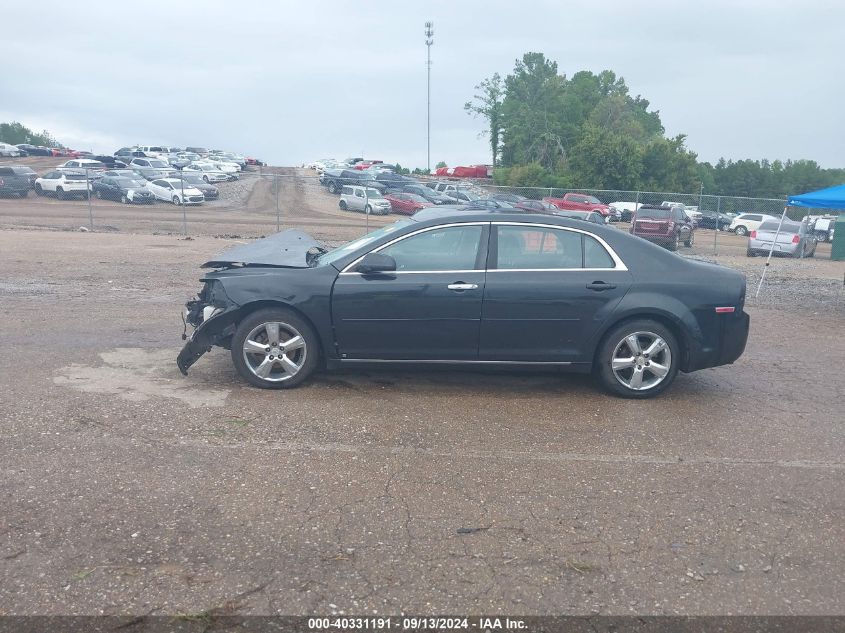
356,252,396,274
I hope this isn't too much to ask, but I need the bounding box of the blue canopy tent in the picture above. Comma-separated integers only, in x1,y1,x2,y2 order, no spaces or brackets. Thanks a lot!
787,183,845,210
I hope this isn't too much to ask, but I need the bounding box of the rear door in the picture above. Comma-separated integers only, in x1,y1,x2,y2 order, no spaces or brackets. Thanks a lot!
480,222,631,363
331,223,489,360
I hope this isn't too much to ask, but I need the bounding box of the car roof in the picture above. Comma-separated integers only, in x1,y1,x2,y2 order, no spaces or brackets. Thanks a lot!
409,210,614,233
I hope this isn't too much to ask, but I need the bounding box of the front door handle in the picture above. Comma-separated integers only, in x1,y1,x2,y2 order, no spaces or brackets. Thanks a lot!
447,283,478,291
586,281,617,291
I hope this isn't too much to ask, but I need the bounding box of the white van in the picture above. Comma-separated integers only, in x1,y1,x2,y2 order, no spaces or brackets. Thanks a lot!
339,185,391,215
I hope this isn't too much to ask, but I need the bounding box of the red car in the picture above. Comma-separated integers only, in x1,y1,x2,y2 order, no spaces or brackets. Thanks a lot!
542,192,611,217
384,192,433,215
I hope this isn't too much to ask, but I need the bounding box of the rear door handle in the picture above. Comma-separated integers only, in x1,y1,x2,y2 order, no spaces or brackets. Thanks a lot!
447,283,478,291
586,281,617,291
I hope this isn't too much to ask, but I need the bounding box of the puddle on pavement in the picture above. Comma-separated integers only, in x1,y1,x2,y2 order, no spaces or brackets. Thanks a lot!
53,348,229,408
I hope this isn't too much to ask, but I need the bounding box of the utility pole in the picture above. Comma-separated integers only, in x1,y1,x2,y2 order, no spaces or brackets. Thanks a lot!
425,21,434,174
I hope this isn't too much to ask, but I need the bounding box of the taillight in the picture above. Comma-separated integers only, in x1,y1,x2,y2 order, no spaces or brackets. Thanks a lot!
749,230,757,238
715,307,735,314
792,235,800,244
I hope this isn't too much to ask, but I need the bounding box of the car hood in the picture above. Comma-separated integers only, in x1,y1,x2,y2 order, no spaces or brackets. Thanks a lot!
202,229,322,269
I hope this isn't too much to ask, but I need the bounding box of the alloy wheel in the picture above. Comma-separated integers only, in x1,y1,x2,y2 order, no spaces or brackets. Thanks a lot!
241,321,307,383
610,331,672,391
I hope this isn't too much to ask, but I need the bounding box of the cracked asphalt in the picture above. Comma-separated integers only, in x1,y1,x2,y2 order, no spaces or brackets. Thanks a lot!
1,227,843,617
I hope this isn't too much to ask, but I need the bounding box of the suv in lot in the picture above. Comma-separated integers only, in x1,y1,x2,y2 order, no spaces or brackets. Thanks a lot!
729,213,779,236
0,165,37,197
35,171,90,199
630,204,695,251
339,185,391,215
322,169,386,194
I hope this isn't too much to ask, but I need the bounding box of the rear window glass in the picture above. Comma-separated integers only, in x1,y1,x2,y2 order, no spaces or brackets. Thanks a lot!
636,208,671,219
584,236,615,268
759,220,800,232
0,167,13,175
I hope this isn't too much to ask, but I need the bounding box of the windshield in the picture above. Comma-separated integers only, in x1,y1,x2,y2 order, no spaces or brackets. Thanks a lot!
148,160,168,168
115,178,145,187
315,220,414,267
586,196,601,204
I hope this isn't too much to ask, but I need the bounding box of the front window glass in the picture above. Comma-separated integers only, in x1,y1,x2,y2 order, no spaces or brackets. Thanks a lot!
315,221,414,267
496,226,582,269
378,225,483,272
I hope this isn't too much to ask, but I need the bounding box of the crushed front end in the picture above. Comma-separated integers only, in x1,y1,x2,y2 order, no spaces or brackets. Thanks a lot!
177,279,240,375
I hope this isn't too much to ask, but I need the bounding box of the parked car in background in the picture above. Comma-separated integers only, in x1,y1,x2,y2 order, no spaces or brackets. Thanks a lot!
56,159,107,177
0,142,22,157
375,172,418,190
491,193,528,204
630,205,695,251
609,202,642,222
400,184,453,205
339,185,391,215
729,213,779,236
103,169,145,180
514,199,566,214
172,173,219,200
183,163,229,183
662,202,702,222
697,211,733,230
554,210,607,226
0,165,37,197
92,176,155,204
383,192,433,215
198,160,240,179
462,198,515,211
129,158,174,181
177,213,749,398
747,219,817,258
35,171,90,198
15,144,52,156
445,190,482,203
543,192,612,218
322,169,386,194
146,178,205,205
810,216,836,242
185,147,209,157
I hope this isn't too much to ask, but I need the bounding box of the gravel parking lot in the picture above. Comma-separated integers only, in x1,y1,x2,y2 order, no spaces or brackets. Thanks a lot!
0,166,843,617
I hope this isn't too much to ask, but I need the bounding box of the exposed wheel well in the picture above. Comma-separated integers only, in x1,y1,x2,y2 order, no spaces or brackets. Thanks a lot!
592,313,690,372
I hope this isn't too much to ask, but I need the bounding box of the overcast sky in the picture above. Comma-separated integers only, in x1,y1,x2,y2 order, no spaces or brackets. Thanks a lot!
1,1,842,169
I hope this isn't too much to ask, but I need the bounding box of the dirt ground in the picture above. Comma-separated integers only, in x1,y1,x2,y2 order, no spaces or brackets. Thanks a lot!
0,167,843,617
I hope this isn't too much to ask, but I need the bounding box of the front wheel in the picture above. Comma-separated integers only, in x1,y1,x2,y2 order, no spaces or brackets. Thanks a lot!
747,249,757,257
364,205,372,215
203,175,210,184
95,189,103,199
231,308,319,389
735,226,748,237
56,187,65,200
172,195,181,205
339,200,348,210
595,320,679,398
35,184,43,195
684,231,694,247
121,194,129,204
327,181,338,194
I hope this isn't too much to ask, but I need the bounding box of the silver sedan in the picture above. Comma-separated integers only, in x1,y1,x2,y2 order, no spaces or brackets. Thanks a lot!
747,219,817,258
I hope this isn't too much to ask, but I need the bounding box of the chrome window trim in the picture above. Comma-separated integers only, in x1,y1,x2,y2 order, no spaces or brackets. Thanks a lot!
339,221,489,274
492,221,628,271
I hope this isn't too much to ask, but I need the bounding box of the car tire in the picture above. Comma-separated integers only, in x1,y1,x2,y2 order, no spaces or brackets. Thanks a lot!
684,231,694,247
327,181,338,194
19,190,28,198
121,194,129,204
595,319,680,399
35,184,43,195
56,187,65,200
747,249,757,257
203,176,210,184
172,195,181,205
668,235,679,251
380,208,390,216
364,205,372,215
95,190,103,199
817,233,827,243
231,307,320,390
735,226,748,236
339,200,347,210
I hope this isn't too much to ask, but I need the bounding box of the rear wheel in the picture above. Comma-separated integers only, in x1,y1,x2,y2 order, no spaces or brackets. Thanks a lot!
735,225,748,236
121,194,129,204
56,187,65,200
95,189,103,199
684,230,694,247
35,184,43,195
365,204,372,215
231,307,319,389
327,181,338,194
596,320,679,398
667,234,679,251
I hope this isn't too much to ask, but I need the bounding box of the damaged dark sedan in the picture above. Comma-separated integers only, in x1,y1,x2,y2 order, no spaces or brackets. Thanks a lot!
178,213,749,398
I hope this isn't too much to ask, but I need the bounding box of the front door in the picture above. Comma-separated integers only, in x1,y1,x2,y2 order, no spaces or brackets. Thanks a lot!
480,223,632,363
332,223,488,360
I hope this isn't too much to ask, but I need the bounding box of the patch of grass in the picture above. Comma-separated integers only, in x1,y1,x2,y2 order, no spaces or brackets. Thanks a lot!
71,569,95,582
566,560,598,574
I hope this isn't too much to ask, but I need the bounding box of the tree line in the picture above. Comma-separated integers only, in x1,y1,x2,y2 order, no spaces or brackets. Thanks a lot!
465,53,844,198
0,121,63,149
